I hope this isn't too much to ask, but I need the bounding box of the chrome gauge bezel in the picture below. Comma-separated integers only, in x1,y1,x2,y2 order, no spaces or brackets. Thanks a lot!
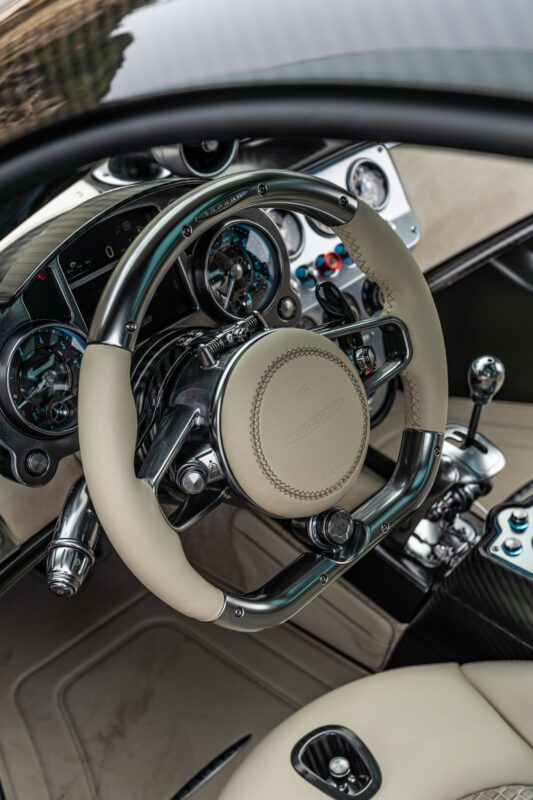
204,216,282,320
346,158,389,211
191,209,298,325
3,322,87,438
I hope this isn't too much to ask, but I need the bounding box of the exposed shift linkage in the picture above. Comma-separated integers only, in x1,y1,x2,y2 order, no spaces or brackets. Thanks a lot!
405,355,506,569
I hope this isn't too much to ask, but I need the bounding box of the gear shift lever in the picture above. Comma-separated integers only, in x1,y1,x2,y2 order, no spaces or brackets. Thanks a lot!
465,355,505,446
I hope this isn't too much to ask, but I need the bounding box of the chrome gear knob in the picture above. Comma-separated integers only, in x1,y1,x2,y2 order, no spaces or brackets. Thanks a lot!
468,355,505,406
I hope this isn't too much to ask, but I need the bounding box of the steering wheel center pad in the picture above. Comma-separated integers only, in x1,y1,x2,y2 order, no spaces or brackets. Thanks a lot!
219,328,369,518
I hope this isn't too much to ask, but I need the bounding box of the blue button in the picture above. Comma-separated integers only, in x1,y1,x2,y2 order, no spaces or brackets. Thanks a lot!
509,508,529,532
503,537,523,557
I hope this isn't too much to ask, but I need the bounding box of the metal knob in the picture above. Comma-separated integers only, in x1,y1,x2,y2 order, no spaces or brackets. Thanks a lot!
329,756,350,779
465,356,505,446
503,537,523,557
468,356,505,405
46,478,100,597
510,507,529,532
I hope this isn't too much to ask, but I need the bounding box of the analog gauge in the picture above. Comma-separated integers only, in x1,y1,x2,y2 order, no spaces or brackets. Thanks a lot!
347,160,389,210
205,221,281,318
6,325,86,435
306,216,335,238
267,210,304,260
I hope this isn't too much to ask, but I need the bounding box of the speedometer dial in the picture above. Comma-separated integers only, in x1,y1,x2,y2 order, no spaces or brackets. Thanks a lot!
205,221,281,318
6,325,86,435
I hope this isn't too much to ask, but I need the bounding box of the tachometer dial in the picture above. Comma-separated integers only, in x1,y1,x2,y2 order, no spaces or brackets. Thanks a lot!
267,210,304,260
347,160,389,210
205,221,281,318
6,325,86,435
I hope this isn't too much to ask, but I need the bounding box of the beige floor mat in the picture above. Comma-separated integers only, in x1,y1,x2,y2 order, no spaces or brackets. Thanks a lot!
182,507,405,672
0,542,364,800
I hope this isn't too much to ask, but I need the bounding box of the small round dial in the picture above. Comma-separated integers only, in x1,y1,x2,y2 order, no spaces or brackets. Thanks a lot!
6,325,86,435
205,221,281,318
268,210,304,260
347,160,389,210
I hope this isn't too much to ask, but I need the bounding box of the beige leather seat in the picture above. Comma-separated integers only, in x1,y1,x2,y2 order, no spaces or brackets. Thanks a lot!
220,662,533,800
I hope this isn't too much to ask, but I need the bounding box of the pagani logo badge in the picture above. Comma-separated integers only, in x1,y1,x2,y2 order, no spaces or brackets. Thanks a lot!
196,189,249,220
285,399,344,446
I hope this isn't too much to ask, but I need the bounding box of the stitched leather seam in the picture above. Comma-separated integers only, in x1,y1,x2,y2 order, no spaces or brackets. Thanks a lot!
249,347,368,500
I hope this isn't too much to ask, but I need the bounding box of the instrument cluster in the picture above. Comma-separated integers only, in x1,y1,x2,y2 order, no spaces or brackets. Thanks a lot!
0,143,418,486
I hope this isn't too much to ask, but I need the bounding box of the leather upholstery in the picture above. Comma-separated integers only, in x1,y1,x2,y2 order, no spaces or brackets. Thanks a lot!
220,328,369,518
460,789,533,800
334,200,447,435
220,662,533,800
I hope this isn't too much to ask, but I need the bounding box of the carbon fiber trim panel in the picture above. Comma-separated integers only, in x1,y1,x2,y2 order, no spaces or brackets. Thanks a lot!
390,535,533,666
0,179,186,302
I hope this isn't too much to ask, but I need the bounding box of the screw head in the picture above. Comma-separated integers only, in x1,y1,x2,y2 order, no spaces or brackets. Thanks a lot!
234,607,245,618
278,296,297,321
125,320,137,333
434,446,441,457
319,574,328,585
380,522,389,534
182,224,193,238
258,183,267,195
339,195,348,207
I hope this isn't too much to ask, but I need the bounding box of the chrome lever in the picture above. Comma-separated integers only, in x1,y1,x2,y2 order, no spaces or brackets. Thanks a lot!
46,478,101,597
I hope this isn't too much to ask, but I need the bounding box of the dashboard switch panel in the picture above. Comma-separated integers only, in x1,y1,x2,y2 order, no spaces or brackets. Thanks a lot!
485,499,533,579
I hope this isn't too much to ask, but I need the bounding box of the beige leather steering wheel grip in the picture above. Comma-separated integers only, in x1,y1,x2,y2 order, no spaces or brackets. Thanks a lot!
78,170,447,630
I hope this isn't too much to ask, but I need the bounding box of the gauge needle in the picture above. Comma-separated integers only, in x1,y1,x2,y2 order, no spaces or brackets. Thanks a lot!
223,276,236,309
26,354,55,381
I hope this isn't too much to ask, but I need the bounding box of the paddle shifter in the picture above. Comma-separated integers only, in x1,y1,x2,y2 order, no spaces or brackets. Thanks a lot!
465,355,505,446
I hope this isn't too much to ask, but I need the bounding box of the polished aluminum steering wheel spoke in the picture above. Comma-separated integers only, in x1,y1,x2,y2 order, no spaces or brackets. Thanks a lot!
138,405,202,490
320,315,412,395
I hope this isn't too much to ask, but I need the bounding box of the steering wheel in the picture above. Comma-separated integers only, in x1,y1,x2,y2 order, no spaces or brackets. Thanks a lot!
78,170,447,631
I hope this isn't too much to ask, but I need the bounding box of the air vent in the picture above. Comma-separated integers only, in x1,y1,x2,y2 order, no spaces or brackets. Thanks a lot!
291,725,381,799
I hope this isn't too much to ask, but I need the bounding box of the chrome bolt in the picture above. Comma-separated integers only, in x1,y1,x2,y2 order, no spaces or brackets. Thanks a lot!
434,446,441,457
319,574,328,585
234,607,245,618
125,320,137,333
178,464,207,495
182,224,193,237
278,296,297,321
380,522,389,534
258,183,267,195
339,195,348,207
354,345,377,374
